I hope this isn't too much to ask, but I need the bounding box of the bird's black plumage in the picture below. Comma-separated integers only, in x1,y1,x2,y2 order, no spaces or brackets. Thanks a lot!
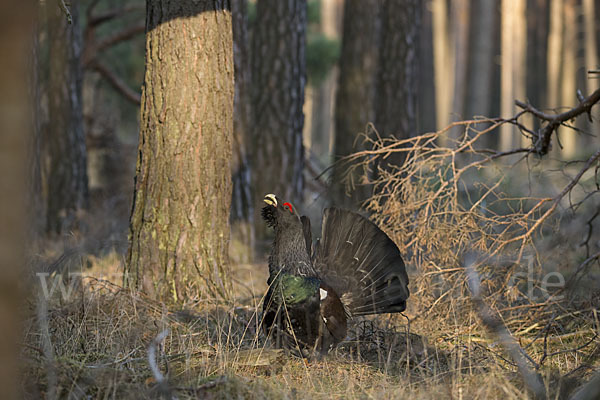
260,194,409,356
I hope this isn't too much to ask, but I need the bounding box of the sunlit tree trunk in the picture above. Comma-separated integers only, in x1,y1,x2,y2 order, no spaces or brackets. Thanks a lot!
251,0,307,224
332,0,380,207
127,1,234,301
449,0,469,140
46,1,88,234
560,0,577,157
583,0,600,141
231,0,254,263
374,0,421,168
432,0,453,136
500,0,527,151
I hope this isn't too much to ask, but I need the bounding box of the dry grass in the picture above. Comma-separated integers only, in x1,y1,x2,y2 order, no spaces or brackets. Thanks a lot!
23,120,600,399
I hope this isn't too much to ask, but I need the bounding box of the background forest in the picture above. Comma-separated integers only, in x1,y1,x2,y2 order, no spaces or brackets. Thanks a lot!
1,0,600,398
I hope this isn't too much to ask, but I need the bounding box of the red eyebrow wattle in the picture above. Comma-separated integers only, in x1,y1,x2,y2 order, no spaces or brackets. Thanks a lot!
283,202,293,212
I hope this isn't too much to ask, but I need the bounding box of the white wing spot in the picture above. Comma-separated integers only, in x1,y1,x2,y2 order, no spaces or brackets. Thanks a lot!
319,288,328,300
323,316,328,323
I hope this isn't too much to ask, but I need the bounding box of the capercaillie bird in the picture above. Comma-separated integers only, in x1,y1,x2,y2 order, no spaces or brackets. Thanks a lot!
260,193,409,356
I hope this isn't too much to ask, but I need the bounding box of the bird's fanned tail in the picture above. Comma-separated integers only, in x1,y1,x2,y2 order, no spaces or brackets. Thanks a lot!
313,208,409,316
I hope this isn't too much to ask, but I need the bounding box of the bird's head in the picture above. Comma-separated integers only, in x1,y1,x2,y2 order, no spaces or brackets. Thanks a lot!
261,193,299,229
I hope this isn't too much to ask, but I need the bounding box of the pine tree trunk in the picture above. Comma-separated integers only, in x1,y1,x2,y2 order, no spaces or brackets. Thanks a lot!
251,0,307,230
231,0,254,263
46,1,88,234
332,0,380,208
466,0,495,121
126,1,234,301
500,0,527,151
432,0,453,136
418,1,437,134
374,0,421,168
448,0,469,140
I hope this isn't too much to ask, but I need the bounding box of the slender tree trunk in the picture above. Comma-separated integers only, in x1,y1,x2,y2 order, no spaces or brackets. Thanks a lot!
0,2,33,398
374,0,421,167
560,0,577,157
500,0,527,151
308,0,342,167
432,0,453,136
526,0,549,132
418,0,437,134
46,0,88,234
466,0,495,121
547,0,563,112
331,0,380,208
231,0,254,263
449,0,469,140
583,0,600,141
251,0,307,223
126,1,234,301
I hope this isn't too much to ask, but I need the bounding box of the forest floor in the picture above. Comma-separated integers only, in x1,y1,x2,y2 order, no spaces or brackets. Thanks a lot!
21,247,600,399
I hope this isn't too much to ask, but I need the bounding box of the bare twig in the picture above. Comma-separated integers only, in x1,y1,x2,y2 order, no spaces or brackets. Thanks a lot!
464,254,547,399
88,5,145,27
91,61,141,105
96,24,145,53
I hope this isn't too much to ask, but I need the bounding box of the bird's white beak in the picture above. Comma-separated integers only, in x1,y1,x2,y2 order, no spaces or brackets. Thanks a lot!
264,194,277,207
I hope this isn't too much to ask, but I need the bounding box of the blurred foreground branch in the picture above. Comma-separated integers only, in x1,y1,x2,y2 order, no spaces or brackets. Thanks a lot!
464,254,547,399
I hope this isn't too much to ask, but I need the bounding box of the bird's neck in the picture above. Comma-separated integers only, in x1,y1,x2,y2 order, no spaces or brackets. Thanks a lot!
269,225,316,278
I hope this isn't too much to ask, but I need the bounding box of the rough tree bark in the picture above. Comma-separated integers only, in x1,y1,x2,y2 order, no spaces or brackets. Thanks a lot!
331,0,380,208
46,1,88,234
251,0,307,218
231,0,254,263
126,0,234,301
374,0,421,168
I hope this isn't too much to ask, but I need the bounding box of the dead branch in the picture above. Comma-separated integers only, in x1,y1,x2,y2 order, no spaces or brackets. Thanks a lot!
516,88,600,155
88,5,145,27
464,254,547,399
96,24,145,53
91,61,141,105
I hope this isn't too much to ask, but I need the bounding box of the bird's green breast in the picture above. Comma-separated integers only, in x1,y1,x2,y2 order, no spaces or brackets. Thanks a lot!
272,273,320,305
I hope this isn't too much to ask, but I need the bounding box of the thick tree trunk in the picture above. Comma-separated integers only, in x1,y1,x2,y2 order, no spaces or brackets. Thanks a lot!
332,0,380,208
374,0,421,167
251,0,307,228
231,0,254,263
126,1,234,301
46,1,88,234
